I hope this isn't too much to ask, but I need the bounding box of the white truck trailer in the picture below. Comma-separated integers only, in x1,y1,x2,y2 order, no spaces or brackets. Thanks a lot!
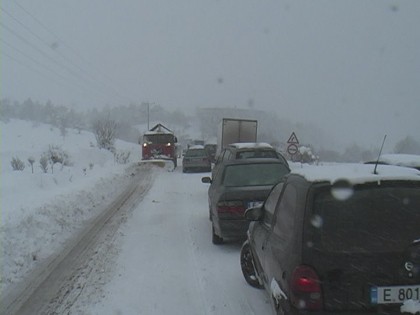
217,118,258,155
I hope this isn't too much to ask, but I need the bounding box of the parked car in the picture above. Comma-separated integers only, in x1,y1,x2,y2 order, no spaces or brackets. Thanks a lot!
204,143,217,163
241,163,420,314
212,142,288,177
202,158,290,244
182,145,212,173
365,153,420,171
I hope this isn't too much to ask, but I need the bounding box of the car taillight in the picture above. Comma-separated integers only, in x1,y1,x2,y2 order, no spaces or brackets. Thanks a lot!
290,265,323,311
217,201,245,215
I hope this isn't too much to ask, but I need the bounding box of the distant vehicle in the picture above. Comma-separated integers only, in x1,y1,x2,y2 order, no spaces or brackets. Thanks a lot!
241,163,420,315
192,139,205,146
182,145,212,173
141,123,178,168
217,118,258,156
204,143,217,162
213,142,289,178
365,153,420,171
201,158,290,244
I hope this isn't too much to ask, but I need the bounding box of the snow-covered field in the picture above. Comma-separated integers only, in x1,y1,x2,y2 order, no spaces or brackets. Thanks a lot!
1,119,142,292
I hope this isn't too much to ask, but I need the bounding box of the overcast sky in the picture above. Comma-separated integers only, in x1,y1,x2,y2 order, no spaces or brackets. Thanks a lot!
2,0,419,149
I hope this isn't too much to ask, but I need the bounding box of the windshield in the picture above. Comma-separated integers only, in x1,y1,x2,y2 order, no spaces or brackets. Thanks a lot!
312,184,420,253
222,163,289,187
236,150,278,159
144,134,174,144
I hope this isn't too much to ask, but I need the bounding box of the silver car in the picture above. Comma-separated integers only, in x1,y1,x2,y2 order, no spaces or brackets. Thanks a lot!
182,145,212,173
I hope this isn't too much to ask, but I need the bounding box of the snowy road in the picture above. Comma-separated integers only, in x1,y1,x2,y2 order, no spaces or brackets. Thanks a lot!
84,166,272,314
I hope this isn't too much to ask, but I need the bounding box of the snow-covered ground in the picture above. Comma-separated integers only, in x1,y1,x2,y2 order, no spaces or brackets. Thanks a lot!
1,119,419,314
1,119,272,314
1,119,142,291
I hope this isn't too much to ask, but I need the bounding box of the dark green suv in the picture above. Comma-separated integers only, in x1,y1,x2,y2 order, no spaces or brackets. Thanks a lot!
213,142,288,178
241,163,420,315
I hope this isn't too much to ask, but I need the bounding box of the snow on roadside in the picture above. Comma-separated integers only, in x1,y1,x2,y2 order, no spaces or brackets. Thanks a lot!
0,119,142,293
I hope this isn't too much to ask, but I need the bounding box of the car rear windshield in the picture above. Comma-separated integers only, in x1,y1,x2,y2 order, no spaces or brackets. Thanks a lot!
185,149,206,157
311,183,420,253
222,163,289,187
236,150,278,159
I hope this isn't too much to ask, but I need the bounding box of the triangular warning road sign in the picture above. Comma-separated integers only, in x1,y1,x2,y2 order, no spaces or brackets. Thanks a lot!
287,132,299,144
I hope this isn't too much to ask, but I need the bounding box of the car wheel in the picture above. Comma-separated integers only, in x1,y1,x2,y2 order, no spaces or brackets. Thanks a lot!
240,241,263,288
212,225,223,245
182,168,187,173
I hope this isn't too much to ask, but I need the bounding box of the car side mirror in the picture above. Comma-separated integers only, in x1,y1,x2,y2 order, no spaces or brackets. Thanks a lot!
244,206,263,221
201,176,212,184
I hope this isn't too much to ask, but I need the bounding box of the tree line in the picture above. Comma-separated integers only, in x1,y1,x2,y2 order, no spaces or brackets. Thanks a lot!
2,97,420,163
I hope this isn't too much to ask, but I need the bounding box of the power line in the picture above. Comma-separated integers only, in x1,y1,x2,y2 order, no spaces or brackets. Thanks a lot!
12,1,134,102
1,21,123,103
1,49,104,101
2,6,115,95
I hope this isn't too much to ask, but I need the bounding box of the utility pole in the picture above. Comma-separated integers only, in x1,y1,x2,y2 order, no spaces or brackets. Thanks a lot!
147,102,150,130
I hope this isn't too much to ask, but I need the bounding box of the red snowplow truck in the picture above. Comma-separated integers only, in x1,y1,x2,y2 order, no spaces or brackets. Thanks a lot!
141,123,178,168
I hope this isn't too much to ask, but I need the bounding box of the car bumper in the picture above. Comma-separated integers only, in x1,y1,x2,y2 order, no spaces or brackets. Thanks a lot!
284,304,404,315
215,219,250,240
183,163,211,169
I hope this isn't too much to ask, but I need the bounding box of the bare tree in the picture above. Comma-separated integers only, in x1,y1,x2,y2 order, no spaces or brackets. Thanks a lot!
92,117,118,152
28,157,35,173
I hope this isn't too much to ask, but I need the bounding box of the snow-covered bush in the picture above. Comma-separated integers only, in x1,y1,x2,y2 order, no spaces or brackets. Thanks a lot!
114,150,131,164
39,156,49,173
45,145,72,166
92,118,117,152
38,145,72,173
11,156,25,171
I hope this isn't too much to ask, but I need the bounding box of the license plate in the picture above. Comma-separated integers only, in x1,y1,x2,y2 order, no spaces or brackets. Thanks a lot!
371,285,420,304
247,201,263,209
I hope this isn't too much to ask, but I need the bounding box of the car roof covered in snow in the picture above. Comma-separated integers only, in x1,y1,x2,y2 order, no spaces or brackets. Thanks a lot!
188,145,205,150
290,163,420,185
379,154,420,168
228,142,273,149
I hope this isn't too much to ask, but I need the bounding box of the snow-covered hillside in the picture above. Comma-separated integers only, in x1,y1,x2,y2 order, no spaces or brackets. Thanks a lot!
1,119,141,292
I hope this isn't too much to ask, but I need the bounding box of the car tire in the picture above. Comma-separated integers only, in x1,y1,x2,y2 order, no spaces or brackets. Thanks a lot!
240,241,263,288
212,225,223,245
182,168,187,173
